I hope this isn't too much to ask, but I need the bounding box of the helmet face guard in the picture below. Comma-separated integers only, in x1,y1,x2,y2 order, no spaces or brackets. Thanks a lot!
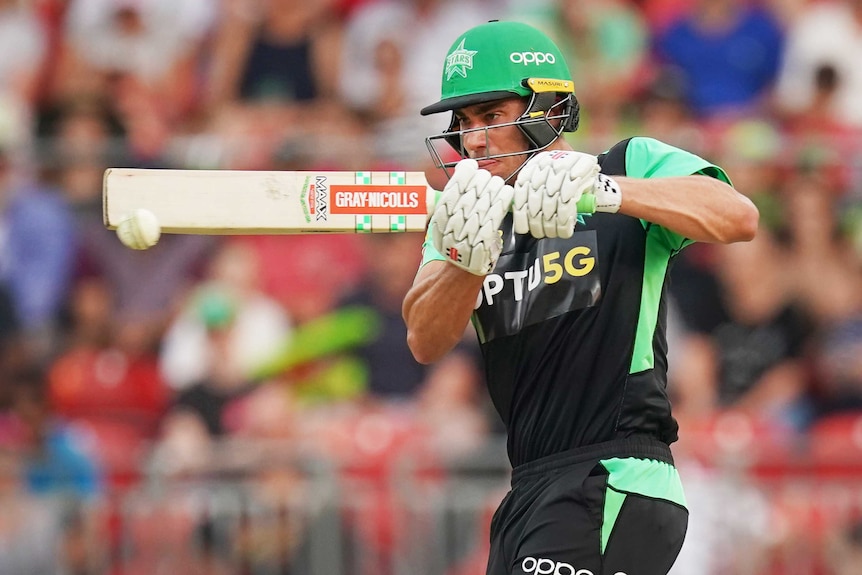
421,21,580,177
425,88,580,174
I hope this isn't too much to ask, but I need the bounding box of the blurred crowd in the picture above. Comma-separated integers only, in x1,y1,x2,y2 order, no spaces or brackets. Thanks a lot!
1,0,862,573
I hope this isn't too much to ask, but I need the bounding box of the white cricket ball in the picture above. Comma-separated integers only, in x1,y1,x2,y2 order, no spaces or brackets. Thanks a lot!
116,208,161,250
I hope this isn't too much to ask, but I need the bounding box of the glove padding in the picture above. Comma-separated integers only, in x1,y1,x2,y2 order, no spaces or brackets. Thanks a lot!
513,150,600,239
429,159,513,275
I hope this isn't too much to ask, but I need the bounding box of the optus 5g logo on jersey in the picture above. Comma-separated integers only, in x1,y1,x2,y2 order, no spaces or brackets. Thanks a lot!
476,245,596,308
471,231,601,343
510,52,556,65
520,557,599,575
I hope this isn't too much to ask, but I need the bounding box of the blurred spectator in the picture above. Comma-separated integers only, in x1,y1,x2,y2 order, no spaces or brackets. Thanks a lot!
37,94,124,210
789,173,862,418
0,0,48,127
7,367,103,499
774,0,862,129
338,233,429,400
0,449,70,574
782,63,848,136
204,0,366,171
713,118,785,231
339,233,487,448
668,458,774,574
161,288,258,438
338,0,489,165
510,0,651,151
670,229,815,430
47,276,171,485
653,0,784,120
155,285,273,475
777,58,861,194
73,228,216,349
635,66,706,153
154,256,297,474
781,171,861,327
415,341,490,454
159,239,293,391
826,516,862,575
814,317,862,417
0,143,76,365
52,0,216,127
36,95,216,344
108,72,184,168
207,0,340,108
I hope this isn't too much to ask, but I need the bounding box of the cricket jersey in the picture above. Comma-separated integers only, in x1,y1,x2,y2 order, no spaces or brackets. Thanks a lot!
421,137,731,467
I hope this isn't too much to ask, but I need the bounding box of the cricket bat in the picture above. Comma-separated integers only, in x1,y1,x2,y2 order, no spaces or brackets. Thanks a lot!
103,167,596,235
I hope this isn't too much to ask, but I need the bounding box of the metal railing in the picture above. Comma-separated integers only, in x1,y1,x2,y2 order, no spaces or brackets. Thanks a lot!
4,422,862,574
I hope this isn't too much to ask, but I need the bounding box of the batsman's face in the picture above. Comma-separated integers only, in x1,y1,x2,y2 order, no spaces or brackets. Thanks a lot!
454,97,533,183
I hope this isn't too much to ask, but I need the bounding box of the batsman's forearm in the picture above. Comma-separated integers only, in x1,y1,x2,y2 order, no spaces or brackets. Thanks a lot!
616,175,759,244
403,261,484,364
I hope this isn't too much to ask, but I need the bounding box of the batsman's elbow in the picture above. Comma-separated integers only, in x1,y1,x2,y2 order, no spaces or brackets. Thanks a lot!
406,329,459,365
730,197,760,243
406,334,441,365
709,192,759,244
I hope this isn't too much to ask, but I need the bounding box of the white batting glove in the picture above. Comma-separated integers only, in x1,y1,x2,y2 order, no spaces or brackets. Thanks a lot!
429,159,513,276
513,151,622,239
593,173,623,213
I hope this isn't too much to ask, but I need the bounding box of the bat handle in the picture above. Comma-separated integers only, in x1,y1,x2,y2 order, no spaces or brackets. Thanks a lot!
426,188,598,217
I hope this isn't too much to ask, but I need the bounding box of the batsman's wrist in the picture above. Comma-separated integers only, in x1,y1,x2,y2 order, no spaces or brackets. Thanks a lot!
573,193,595,214
594,173,622,213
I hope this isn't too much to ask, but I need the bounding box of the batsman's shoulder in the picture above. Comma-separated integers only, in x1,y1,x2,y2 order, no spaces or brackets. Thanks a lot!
621,136,730,182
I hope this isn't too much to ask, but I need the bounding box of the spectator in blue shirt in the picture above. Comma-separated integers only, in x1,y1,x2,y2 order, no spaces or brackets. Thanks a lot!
653,0,784,119
0,145,76,364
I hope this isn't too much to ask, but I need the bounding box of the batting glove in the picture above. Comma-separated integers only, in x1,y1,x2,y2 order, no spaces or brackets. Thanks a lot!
513,150,622,239
429,159,514,276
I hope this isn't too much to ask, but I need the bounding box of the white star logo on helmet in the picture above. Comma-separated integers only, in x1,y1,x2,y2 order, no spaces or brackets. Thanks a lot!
445,39,478,80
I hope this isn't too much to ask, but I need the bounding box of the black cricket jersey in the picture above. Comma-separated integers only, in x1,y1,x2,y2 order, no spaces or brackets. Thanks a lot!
421,137,731,467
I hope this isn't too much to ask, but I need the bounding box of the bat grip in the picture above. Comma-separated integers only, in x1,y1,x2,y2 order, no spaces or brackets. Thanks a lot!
427,189,598,216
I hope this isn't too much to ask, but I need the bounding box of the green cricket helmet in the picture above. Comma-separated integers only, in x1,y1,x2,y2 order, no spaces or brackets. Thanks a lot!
422,20,579,169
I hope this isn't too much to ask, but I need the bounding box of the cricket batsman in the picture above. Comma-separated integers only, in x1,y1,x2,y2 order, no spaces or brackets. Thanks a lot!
402,20,759,575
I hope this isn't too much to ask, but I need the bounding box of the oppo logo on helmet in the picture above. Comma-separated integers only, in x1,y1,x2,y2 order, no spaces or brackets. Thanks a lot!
510,51,556,65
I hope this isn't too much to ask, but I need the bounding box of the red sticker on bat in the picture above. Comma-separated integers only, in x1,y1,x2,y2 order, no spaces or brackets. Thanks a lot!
330,186,427,215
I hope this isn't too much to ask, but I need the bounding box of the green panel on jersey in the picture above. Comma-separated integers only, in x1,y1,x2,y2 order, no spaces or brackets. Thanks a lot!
623,137,732,251
631,227,671,373
619,137,731,372
599,457,687,553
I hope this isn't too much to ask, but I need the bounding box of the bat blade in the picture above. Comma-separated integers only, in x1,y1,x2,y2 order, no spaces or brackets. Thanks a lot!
103,168,434,234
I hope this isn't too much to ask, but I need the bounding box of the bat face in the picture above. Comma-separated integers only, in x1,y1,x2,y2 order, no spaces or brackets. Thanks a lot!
103,168,434,234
